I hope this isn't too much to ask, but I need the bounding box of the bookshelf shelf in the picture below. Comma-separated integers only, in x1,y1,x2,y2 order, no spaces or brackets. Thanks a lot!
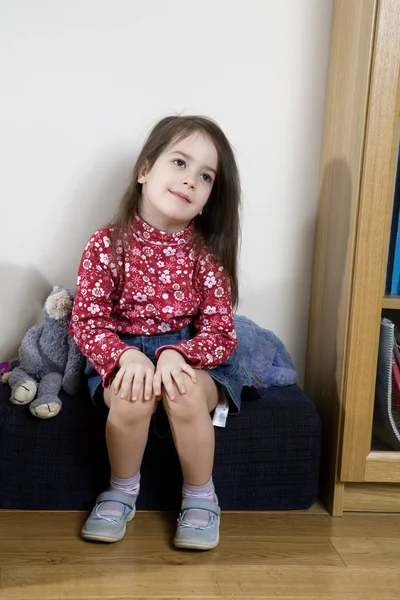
365,451,400,482
382,296,400,309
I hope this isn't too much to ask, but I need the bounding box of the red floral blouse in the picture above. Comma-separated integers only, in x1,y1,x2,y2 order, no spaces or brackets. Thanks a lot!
70,215,237,386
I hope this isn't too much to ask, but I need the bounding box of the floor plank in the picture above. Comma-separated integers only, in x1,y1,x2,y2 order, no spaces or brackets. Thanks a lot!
0,537,342,567
330,537,400,566
2,565,400,599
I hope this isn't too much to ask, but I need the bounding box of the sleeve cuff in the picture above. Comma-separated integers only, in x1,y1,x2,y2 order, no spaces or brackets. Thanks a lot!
102,345,139,387
155,344,202,367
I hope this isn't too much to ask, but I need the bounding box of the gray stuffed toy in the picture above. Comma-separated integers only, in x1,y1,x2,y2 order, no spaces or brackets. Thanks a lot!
6,286,85,419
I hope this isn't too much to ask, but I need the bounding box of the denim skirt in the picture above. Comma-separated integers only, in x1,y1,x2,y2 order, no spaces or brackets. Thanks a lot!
84,324,241,414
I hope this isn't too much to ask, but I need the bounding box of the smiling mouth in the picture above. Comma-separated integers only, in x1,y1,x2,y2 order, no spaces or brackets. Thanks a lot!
170,190,191,204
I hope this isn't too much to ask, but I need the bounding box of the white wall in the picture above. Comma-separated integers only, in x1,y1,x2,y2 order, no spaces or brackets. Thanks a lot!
0,0,333,382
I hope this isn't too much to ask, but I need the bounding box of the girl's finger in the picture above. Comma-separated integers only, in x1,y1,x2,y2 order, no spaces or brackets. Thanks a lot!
161,372,175,400
133,381,144,403
120,371,133,400
113,368,125,394
144,370,154,401
181,364,198,383
171,369,187,395
131,371,144,401
153,371,162,397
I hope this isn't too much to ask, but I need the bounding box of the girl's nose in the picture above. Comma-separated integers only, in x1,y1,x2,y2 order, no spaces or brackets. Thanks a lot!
183,173,196,190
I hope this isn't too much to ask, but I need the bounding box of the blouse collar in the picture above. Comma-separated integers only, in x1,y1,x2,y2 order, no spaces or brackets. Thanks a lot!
131,214,194,246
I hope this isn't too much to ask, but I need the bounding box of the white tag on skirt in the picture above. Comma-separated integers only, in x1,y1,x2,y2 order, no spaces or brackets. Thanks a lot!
212,396,229,428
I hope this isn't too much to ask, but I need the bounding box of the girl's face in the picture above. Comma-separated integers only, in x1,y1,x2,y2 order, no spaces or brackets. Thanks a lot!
138,132,218,232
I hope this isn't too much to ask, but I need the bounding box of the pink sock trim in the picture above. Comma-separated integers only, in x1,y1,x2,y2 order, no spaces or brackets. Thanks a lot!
182,478,215,499
97,471,140,517
110,471,141,495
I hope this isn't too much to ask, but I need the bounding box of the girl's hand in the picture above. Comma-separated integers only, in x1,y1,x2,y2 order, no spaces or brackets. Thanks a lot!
153,349,197,400
113,349,155,401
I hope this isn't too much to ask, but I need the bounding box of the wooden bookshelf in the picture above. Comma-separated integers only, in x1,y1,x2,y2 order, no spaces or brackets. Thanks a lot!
305,0,400,516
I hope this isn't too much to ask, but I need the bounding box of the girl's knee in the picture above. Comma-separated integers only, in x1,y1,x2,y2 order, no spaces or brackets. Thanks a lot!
162,377,207,421
106,389,157,425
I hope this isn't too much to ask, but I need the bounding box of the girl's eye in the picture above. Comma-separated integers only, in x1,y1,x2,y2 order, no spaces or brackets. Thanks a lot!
201,173,212,183
173,159,185,168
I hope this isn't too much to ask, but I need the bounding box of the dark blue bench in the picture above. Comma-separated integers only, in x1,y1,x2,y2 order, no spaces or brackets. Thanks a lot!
0,382,320,511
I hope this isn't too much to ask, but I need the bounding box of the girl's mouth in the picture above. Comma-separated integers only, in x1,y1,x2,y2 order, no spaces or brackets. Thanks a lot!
170,190,191,203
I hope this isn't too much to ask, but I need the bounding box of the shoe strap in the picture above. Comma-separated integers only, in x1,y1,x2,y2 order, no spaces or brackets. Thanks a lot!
96,490,137,509
181,497,221,516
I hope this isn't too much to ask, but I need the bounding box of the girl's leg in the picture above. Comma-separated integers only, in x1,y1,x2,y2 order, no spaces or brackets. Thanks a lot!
97,388,158,515
162,371,221,549
162,370,219,485
81,390,158,542
104,387,157,478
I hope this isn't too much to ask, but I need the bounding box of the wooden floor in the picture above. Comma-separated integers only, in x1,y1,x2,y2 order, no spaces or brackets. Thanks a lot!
1,505,400,599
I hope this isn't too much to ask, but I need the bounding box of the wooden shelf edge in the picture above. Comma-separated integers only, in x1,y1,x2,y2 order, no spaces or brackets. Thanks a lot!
364,451,400,482
382,296,400,309
367,451,400,461
344,482,400,511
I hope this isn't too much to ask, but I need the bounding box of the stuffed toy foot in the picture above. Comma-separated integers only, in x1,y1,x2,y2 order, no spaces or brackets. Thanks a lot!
29,394,62,419
8,367,38,405
11,380,37,405
28,372,64,419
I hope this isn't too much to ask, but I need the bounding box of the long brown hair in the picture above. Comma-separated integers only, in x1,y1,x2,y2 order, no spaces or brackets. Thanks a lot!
109,115,241,307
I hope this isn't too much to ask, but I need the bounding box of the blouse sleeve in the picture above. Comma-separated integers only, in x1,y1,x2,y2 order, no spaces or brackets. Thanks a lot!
69,229,136,386
155,250,237,368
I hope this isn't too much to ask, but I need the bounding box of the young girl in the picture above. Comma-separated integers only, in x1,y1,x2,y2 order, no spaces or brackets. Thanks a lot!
70,115,241,551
